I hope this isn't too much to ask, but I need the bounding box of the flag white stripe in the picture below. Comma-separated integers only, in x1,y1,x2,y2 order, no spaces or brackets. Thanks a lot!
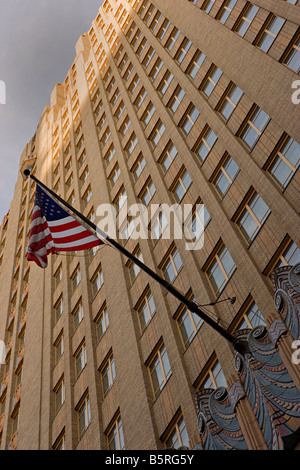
54,235,98,249
47,216,76,227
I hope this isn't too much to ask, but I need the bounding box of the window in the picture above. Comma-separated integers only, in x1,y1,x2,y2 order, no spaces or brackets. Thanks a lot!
132,28,141,46
150,121,166,147
11,407,19,437
132,154,146,181
119,116,131,138
175,38,192,64
180,105,200,135
166,27,180,51
54,265,62,290
135,87,147,108
150,11,162,31
101,127,111,145
95,304,109,340
120,216,135,241
240,106,270,150
168,86,186,114
128,73,140,94
52,431,66,450
161,246,183,283
194,126,217,163
151,210,168,242
66,172,74,190
114,187,127,215
73,300,84,330
67,191,75,206
212,154,239,197
137,37,148,56
127,246,144,283
160,142,178,172
140,179,156,206
109,164,121,187
104,145,116,166
82,185,92,207
150,58,163,80
217,0,237,24
274,239,300,269
126,21,136,39
158,71,173,95
144,4,154,23
148,342,171,398
205,242,236,296
187,50,206,78
76,393,91,440
80,166,89,185
106,77,116,94
91,266,104,297
106,415,125,450
185,201,211,246
111,88,120,105
78,150,87,166
119,53,128,71
54,377,65,414
256,15,285,53
265,135,300,189
142,46,155,67
218,84,243,120
95,100,103,117
71,266,81,292
172,169,192,202
157,19,171,40
126,133,139,157
123,63,134,82
115,101,125,120
237,299,266,330
100,353,116,397
282,33,300,72
201,66,222,97
54,332,64,364
88,208,96,223
235,190,270,243
200,359,227,390
54,296,63,323
176,297,203,348
141,102,156,126
234,3,259,37
136,289,156,332
164,414,189,450
74,342,87,378
202,0,215,14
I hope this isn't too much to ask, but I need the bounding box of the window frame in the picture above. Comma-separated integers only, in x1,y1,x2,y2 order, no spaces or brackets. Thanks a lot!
264,134,300,189
204,241,236,296
234,189,271,244
161,245,183,284
147,341,172,399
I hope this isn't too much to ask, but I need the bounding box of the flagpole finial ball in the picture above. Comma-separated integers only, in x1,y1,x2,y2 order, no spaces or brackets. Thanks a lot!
23,169,31,177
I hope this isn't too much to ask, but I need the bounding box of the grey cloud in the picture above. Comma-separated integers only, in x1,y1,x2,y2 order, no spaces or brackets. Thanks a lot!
0,0,102,223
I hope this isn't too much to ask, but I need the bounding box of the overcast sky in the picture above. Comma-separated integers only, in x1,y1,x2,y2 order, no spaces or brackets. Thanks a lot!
0,0,103,224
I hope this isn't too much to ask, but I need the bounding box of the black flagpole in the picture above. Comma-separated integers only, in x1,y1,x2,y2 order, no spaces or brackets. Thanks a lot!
24,169,248,355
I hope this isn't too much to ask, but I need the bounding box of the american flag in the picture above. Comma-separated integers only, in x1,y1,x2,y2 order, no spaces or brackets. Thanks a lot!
27,184,103,268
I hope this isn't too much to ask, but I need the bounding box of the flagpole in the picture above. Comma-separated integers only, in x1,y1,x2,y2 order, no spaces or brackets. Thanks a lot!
24,169,248,355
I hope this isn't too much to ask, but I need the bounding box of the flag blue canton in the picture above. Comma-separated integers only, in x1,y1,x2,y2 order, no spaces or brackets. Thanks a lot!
36,185,69,221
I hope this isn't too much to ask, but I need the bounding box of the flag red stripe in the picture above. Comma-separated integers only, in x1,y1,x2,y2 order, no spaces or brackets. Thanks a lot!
54,239,101,251
51,229,96,245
